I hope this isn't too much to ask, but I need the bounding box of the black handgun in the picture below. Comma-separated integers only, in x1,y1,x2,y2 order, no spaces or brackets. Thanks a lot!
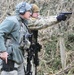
60,12,72,19
60,12,72,15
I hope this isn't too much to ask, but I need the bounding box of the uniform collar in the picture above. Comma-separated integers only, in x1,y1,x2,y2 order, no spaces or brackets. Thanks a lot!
16,15,28,26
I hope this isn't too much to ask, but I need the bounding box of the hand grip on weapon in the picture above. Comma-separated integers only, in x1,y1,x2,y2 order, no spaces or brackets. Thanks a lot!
0,52,8,64
57,12,72,22
23,33,32,50
25,33,33,42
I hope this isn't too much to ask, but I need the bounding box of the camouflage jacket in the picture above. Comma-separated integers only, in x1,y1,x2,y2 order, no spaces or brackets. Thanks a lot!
28,15,58,30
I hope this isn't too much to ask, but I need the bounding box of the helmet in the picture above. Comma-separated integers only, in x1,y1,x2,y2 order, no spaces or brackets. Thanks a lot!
15,2,32,15
31,4,39,13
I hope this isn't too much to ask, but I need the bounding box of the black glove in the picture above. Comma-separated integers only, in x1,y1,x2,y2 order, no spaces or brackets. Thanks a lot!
57,13,67,21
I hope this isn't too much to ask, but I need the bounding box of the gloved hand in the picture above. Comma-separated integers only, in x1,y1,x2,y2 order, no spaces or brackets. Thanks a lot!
57,13,67,22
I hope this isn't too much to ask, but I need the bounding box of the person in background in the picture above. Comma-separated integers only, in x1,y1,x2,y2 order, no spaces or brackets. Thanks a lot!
28,4,71,30
25,4,71,75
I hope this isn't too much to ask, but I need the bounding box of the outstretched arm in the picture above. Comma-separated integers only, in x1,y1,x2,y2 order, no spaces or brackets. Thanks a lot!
28,13,72,30
28,15,58,30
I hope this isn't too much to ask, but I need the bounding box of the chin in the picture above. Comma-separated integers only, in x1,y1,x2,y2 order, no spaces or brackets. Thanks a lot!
25,17,29,20
27,18,29,20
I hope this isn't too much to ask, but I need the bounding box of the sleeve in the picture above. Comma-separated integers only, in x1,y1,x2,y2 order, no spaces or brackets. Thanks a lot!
28,15,58,30
0,19,15,52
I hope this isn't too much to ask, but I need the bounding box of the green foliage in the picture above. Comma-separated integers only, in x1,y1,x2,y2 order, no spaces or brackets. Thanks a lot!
40,3,48,16
43,35,62,72
65,34,74,51
68,67,74,75
68,34,74,42
37,70,44,75
51,58,62,71
44,35,57,56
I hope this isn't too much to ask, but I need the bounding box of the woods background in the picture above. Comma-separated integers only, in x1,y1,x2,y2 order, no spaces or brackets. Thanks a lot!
0,0,74,75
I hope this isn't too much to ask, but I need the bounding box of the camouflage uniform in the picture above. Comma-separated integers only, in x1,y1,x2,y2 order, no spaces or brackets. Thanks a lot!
28,15,58,30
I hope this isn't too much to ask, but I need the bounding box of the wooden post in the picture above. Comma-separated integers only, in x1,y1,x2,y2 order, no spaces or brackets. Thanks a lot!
59,35,66,69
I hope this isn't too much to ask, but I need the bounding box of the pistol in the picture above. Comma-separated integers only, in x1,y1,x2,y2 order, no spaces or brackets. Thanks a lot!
60,12,72,19
60,12,72,15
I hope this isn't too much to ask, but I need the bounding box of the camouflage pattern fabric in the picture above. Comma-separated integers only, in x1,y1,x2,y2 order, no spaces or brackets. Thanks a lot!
28,15,58,30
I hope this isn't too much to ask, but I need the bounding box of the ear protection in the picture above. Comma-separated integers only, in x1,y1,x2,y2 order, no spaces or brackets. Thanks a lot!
19,2,26,15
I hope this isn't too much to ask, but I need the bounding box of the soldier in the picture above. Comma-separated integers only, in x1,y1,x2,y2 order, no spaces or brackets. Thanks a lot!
24,4,71,75
0,2,32,75
28,4,71,30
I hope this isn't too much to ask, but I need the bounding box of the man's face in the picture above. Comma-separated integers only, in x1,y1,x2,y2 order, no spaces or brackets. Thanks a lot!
23,11,31,19
32,12,39,18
